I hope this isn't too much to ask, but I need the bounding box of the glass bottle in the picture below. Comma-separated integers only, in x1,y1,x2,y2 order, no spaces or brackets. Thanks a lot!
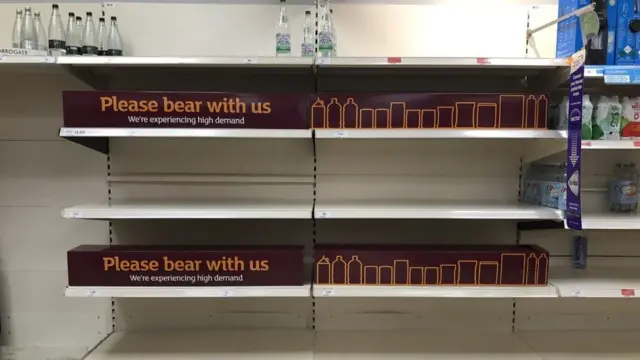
65,12,79,55
12,9,23,48
106,16,123,56
301,10,314,57
275,0,291,56
96,17,107,56
34,11,48,52
48,4,66,52
21,7,37,50
609,163,639,213
330,8,337,56
318,0,334,57
82,12,97,55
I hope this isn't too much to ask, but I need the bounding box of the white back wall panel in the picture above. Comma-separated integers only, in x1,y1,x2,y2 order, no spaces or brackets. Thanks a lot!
0,1,559,58
0,73,109,357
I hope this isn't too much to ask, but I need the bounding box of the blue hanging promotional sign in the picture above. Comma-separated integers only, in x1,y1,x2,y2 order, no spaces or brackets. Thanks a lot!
565,49,585,231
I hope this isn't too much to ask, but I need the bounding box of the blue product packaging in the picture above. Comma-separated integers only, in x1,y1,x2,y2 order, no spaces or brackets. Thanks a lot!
557,0,591,58
607,0,619,64
572,235,587,269
616,0,636,64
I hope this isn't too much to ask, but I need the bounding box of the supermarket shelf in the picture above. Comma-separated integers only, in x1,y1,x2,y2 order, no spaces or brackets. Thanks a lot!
62,201,312,220
0,55,55,64
580,213,640,230
315,129,567,139
316,57,567,69
84,330,313,360
582,140,640,149
84,330,640,359
57,56,315,90
60,128,312,152
313,285,558,298
56,56,313,67
316,57,568,92
314,201,563,220
0,55,59,75
65,285,311,298
60,128,311,139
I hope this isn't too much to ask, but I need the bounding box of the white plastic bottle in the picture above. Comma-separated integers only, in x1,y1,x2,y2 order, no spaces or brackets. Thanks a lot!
557,96,569,130
582,95,593,140
607,96,622,140
275,0,291,56
621,97,640,139
592,96,611,140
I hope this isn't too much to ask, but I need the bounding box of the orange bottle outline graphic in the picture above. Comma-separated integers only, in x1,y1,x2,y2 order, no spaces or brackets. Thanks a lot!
307,95,544,130
316,251,548,287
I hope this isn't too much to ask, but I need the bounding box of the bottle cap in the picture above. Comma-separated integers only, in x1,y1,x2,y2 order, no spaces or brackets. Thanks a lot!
76,16,81,20
86,11,92,16
24,6,31,11
99,17,105,22
305,10,311,14
111,16,117,20
16,9,22,13
52,4,59,8
34,11,40,16
69,12,74,16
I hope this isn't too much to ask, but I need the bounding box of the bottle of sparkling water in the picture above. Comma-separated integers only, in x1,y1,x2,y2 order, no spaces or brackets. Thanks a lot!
47,4,66,54
21,7,38,50
301,10,314,57
34,11,48,52
318,0,334,57
275,0,291,56
12,9,23,48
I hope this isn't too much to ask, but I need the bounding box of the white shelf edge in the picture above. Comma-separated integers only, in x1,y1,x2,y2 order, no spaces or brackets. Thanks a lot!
314,202,563,220
582,139,640,149
315,129,567,139
56,56,314,66
65,285,311,298
59,127,312,139
316,57,568,68
579,213,640,230
0,55,55,64
313,285,558,298
62,202,313,220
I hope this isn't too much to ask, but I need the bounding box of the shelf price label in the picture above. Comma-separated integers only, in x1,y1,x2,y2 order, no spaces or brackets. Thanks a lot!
317,211,331,219
621,289,636,297
320,288,336,297
571,289,584,297
603,67,640,84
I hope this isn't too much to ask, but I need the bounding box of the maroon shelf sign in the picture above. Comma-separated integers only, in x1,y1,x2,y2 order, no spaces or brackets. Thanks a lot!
62,91,309,129
67,245,305,287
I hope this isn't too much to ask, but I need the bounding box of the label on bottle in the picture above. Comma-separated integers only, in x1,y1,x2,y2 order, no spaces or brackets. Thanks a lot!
106,49,123,56
276,33,291,54
49,40,66,50
82,45,98,55
66,46,80,55
610,180,638,205
301,43,314,57
318,31,334,52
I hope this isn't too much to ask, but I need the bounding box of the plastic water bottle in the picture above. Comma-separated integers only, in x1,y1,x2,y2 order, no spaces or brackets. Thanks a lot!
275,0,291,56
12,9,23,48
21,7,37,50
48,4,66,54
65,12,80,55
34,11,48,52
318,0,334,57
82,12,97,55
609,163,639,213
96,17,106,56
301,10,314,57
106,16,123,56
